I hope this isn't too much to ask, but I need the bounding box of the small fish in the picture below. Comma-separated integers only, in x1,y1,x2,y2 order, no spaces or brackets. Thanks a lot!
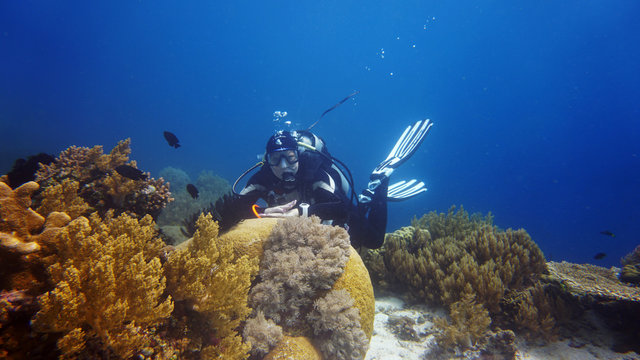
163,131,181,148
114,165,148,180
593,252,607,260
600,230,615,237
186,184,199,199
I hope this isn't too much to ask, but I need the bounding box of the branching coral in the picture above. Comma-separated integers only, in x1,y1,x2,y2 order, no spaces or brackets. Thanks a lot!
35,178,89,220
500,284,559,341
382,206,546,312
34,139,172,220
434,293,492,350
164,213,258,359
31,211,173,359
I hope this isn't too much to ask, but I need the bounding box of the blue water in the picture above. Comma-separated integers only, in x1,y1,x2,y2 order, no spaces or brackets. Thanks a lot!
1,1,639,268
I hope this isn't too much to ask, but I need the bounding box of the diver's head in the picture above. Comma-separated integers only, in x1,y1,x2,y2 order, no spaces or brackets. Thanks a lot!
265,131,299,185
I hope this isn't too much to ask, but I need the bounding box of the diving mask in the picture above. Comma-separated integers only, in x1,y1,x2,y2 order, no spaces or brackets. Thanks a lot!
267,150,299,167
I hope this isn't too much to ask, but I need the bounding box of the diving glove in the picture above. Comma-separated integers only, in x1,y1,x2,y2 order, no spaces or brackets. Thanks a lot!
359,119,433,203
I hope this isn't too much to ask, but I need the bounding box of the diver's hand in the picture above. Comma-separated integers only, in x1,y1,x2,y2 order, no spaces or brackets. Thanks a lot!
260,200,299,218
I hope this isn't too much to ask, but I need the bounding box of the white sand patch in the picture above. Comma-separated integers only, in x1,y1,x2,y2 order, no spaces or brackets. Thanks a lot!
365,296,640,360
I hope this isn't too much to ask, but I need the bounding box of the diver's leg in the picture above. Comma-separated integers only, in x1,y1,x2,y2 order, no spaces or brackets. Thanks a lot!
350,177,389,249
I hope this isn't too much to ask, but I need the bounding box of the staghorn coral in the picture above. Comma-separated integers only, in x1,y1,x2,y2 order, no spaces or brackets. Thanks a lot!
434,293,492,350
380,206,546,312
306,289,368,360
34,139,172,220
31,211,173,359
164,213,258,359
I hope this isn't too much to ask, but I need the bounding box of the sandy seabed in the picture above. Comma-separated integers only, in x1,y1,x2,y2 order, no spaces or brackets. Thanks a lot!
365,297,640,360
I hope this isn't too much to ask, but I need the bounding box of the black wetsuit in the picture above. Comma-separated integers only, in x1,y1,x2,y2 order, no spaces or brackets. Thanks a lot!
226,149,388,249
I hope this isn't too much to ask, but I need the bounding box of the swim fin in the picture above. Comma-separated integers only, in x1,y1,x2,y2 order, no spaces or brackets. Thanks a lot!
372,119,433,180
387,179,427,202
359,119,433,204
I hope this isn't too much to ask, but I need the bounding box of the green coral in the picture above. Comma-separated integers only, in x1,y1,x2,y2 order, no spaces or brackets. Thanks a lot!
383,206,546,312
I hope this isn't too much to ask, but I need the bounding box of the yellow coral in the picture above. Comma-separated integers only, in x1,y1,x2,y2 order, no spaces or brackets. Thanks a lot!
32,212,173,359
0,181,44,240
165,213,261,359
36,178,89,219
333,247,376,340
264,336,321,360
434,294,492,350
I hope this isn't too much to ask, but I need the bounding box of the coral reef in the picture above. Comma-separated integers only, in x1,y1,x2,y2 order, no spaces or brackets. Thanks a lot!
245,216,374,360
544,261,640,353
0,181,71,293
242,310,283,357
31,211,173,359
3,146,375,359
164,213,259,359
362,206,548,352
546,261,640,302
620,245,640,284
382,206,546,312
248,216,351,329
35,139,172,220
434,294,492,350
264,336,321,360
499,284,560,341
307,289,369,360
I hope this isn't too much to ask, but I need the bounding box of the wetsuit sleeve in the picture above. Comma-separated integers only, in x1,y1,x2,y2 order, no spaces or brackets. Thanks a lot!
215,173,266,232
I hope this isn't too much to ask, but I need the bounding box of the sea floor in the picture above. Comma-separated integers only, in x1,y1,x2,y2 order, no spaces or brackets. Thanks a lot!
365,296,640,360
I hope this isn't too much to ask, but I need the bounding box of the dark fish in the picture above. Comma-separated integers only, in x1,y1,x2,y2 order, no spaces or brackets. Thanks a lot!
163,131,181,148
114,165,147,180
593,252,607,260
600,230,615,237
186,184,199,199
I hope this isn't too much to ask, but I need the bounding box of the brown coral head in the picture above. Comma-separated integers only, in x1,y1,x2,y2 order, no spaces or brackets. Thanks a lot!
0,232,41,254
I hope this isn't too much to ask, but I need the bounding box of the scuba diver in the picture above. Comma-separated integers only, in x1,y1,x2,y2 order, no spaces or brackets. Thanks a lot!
221,94,433,249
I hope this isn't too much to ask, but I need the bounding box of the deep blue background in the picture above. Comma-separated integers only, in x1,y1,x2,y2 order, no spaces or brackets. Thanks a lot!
1,1,639,267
